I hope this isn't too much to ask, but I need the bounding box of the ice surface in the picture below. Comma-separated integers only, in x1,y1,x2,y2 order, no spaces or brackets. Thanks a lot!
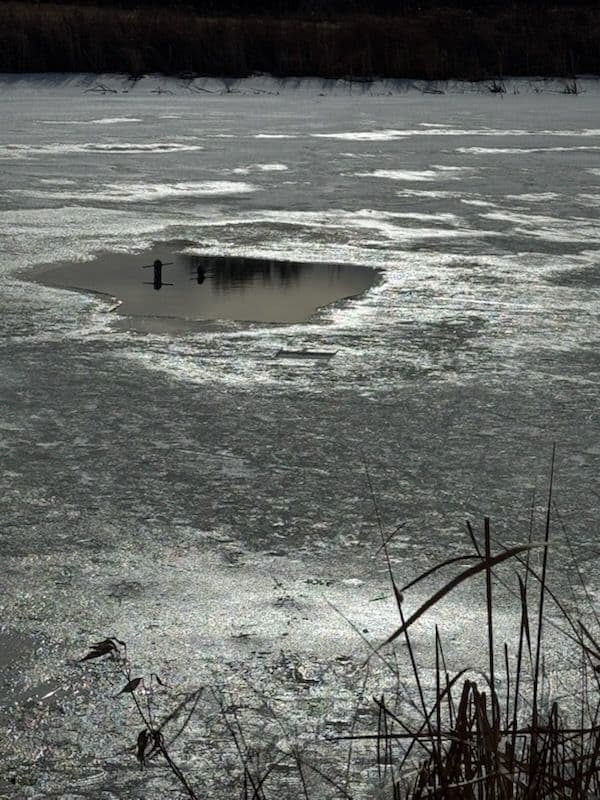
1,74,600,797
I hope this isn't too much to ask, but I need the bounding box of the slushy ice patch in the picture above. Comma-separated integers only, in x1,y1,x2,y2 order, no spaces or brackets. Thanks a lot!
31,244,378,324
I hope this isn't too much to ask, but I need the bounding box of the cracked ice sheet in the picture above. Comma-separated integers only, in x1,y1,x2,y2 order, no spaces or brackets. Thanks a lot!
2,80,600,798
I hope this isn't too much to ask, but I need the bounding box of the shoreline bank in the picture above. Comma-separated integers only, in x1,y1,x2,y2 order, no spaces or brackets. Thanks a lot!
1,72,599,97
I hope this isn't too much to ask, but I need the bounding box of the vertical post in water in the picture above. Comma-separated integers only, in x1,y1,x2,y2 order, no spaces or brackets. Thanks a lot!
153,259,162,290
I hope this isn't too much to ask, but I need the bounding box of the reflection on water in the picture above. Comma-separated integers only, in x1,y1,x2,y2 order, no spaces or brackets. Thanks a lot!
33,243,377,324
186,254,304,291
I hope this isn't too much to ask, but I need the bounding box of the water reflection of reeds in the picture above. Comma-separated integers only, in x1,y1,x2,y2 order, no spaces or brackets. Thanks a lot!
183,255,302,291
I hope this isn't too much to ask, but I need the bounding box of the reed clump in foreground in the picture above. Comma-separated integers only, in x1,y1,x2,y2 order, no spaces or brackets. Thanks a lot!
349,452,600,798
79,455,600,798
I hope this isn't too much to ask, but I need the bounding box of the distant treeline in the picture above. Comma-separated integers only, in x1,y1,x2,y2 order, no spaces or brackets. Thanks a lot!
9,0,600,15
1,1,599,79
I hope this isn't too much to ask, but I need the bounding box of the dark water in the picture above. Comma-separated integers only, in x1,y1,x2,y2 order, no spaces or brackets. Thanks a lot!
32,243,377,324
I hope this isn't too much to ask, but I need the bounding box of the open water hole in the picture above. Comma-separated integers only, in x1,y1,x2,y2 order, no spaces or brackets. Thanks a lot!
31,242,378,325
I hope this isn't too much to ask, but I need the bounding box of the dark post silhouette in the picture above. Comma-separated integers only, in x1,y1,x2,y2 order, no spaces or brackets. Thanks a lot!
142,258,174,290
148,258,163,289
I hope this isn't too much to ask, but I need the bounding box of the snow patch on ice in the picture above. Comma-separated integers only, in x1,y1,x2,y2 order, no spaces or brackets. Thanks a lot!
15,180,259,202
39,178,78,186
42,117,142,125
254,133,297,139
340,152,382,159
312,130,409,141
458,145,600,154
461,199,498,208
395,189,464,199
0,142,204,159
232,163,289,174
357,166,470,182
505,192,562,202
412,127,600,137
315,127,600,141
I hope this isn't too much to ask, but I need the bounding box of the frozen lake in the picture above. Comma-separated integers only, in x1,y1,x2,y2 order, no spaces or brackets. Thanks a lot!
1,74,599,797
